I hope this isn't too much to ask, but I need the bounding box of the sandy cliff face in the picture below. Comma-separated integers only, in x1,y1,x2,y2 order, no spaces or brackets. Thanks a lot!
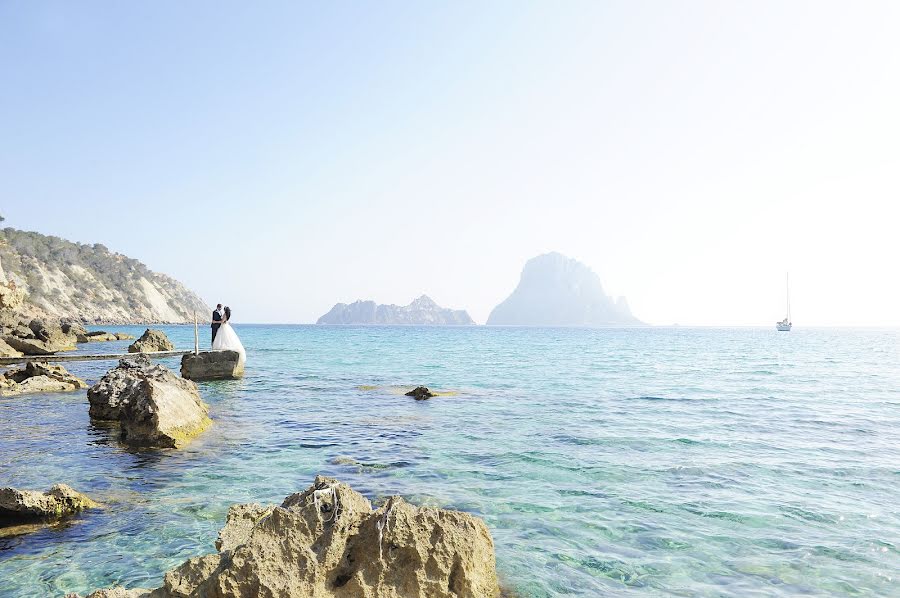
0,228,207,324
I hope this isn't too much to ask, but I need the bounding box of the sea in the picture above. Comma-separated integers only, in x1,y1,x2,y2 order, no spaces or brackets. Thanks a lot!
1,325,898,597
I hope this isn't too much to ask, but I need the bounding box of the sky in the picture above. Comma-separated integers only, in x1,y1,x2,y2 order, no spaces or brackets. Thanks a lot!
1,1,899,325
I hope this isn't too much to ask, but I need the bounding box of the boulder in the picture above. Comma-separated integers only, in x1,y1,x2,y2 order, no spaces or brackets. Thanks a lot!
62,321,90,342
181,351,244,381
3,318,77,355
115,332,136,341
87,355,153,420
0,337,23,358
117,363,211,448
127,329,175,353
0,484,100,524
77,477,500,598
0,362,87,396
405,386,435,400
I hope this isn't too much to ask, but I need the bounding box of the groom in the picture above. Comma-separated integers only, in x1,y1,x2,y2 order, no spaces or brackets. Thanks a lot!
211,303,224,344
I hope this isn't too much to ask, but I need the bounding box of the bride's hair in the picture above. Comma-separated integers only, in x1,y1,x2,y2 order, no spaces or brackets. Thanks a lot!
224,306,231,320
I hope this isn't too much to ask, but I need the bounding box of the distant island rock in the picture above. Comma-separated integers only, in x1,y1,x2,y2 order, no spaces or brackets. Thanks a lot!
0,227,207,324
317,295,474,326
487,252,642,326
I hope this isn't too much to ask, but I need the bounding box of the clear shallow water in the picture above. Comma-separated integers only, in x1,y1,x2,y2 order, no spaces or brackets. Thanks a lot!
1,325,898,597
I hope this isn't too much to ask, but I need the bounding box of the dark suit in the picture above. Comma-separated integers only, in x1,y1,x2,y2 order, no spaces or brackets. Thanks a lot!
212,309,223,343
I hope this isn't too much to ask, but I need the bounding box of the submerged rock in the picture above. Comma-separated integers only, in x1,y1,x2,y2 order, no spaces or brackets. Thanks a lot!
127,329,175,353
181,350,244,381
405,386,435,400
0,484,100,524
0,362,87,396
88,356,210,448
78,476,500,598
84,331,120,342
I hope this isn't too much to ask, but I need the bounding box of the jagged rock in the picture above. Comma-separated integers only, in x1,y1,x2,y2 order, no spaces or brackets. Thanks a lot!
62,321,90,342
181,350,244,381
317,295,475,326
87,355,153,420
487,252,643,326
405,386,435,400
117,363,210,448
0,283,25,311
0,362,87,396
0,484,100,524
0,337,23,358
77,476,500,598
3,318,77,355
127,329,175,353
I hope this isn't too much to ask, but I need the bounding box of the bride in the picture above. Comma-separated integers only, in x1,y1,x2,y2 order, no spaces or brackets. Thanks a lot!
212,306,246,366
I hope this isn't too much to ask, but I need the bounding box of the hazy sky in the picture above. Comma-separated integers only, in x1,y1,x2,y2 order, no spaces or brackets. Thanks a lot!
2,1,899,325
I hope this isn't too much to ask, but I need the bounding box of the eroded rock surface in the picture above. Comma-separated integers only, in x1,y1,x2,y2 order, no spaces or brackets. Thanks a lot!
0,484,99,524
128,329,175,353
88,356,210,448
181,351,244,381
2,318,77,355
78,476,500,598
0,337,23,358
0,362,87,396
405,386,435,400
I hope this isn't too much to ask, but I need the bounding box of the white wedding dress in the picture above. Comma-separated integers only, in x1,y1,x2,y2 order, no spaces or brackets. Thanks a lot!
213,321,246,366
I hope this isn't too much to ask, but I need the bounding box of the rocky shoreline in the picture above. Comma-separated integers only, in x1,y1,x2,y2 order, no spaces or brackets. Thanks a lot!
68,476,501,598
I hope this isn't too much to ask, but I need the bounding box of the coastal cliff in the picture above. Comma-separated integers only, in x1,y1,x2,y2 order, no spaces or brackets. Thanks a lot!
317,295,474,326
487,252,642,326
0,227,207,324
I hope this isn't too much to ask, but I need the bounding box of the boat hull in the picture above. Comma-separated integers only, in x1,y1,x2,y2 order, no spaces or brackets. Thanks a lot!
776,322,792,331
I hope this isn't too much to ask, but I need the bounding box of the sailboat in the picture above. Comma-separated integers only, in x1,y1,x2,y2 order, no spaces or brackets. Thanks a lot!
776,273,792,331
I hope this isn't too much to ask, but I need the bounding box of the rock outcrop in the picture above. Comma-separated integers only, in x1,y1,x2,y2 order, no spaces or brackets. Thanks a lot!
0,227,208,324
405,386,435,400
0,361,87,396
0,337,23,358
128,329,175,353
317,295,475,326
2,318,77,355
0,484,99,524
76,476,500,598
487,252,643,327
88,356,210,448
61,321,136,343
180,351,244,381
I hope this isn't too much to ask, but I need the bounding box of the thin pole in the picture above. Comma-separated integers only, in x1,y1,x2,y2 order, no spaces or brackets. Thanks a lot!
194,311,199,355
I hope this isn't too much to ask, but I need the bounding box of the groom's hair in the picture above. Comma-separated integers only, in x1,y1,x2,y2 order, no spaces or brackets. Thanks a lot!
216,304,222,309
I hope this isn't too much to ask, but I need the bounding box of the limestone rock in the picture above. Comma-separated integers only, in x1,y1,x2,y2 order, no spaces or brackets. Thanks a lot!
317,295,475,326
0,362,87,396
87,355,153,420
117,364,210,448
115,332,136,341
62,321,90,342
79,476,500,598
0,484,100,523
181,351,244,381
84,331,120,342
0,337,23,358
3,318,77,355
405,386,435,400
128,329,175,353
0,283,25,311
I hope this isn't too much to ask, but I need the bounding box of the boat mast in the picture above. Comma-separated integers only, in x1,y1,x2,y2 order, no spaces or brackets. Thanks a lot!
786,272,791,322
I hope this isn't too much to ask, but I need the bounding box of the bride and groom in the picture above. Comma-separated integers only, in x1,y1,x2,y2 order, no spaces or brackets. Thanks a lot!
211,303,246,364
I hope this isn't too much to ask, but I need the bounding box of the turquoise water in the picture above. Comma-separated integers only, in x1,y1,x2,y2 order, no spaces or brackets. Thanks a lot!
1,325,899,597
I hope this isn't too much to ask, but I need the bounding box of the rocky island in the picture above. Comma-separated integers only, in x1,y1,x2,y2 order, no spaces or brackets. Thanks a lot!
487,252,643,326
317,295,474,326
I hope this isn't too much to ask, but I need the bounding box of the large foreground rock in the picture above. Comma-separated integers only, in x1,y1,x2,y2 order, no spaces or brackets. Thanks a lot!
76,476,500,598
128,329,175,353
0,362,87,396
0,484,99,524
181,351,244,381
89,355,210,447
3,318,77,355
